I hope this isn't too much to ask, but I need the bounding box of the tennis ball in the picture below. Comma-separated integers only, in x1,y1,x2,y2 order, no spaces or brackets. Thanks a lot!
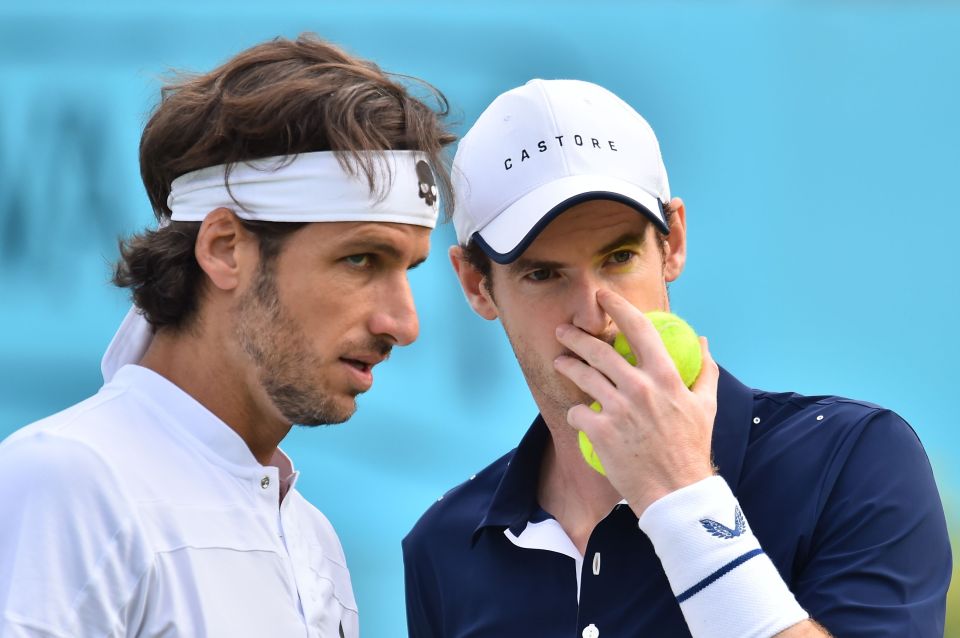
645,311,702,388
579,311,702,475
579,429,606,474
612,331,638,366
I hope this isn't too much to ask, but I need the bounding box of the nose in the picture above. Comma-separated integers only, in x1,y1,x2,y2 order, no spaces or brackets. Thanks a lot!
568,274,612,339
369,275,420,347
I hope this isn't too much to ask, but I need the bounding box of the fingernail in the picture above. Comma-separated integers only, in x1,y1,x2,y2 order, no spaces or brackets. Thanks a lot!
556,324,569,338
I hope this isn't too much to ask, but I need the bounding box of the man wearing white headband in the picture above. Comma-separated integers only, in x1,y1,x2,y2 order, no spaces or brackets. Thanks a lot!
403,80,950,636
0,34,453,636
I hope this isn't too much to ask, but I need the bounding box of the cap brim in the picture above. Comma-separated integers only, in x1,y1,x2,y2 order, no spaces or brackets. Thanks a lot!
472,174,668,264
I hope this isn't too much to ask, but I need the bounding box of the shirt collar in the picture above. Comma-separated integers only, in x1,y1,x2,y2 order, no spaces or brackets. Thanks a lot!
472,414,551,542
109,364,298,482
472,366,754,540
270,447,300,500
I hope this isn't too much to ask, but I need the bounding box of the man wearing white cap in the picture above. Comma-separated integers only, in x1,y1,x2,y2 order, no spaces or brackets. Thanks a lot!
0,34,453,636
403,80,950,637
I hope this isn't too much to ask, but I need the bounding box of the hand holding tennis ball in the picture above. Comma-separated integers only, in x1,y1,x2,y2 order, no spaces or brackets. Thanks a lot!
578,311,702,475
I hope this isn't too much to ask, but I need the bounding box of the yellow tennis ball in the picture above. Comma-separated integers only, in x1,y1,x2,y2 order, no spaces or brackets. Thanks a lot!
579,311,702,475
612,331,638,366
579,427,606,474
645,311,702,388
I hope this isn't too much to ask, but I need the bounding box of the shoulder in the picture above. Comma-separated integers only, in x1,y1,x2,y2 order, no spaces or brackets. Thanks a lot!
403,449,514,554
0,385,160,513
0,413,143,559
0,412,152,634
741,385,933,494
0,385,156,560
0,417,128,507
750,388,892,442
737,385,947,563
744,388,922,477
3,380,152,457
744,392,951,633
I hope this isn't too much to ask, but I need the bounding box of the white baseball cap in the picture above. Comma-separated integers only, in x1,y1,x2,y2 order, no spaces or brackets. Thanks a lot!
452,79,671,263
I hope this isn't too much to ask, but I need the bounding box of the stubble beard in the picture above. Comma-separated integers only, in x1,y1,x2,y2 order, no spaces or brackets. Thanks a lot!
234,261,351,427
504,327,599,423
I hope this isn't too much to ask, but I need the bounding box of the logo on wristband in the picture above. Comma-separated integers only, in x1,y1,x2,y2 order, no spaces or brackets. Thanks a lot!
700,506,746,539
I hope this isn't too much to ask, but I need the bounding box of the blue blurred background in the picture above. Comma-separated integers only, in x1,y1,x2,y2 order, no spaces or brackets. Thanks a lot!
1,1,957,634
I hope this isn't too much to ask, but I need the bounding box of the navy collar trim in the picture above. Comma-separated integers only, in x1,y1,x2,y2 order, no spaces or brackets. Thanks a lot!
471,366,754,542
471,415,551,543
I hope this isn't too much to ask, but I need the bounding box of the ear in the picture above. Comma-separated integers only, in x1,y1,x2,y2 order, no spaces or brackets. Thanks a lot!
662,197,687,282
449,246,498,320
194,208,258,292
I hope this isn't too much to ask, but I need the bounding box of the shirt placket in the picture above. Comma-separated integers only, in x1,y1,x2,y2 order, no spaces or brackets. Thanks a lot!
576,504,690,637
256,466,310,637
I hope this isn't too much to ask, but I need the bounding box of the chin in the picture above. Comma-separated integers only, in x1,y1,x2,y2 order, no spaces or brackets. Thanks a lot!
268,385,356,427
303,399,356,427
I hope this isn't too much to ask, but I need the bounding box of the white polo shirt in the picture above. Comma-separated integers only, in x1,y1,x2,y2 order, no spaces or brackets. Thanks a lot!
0,365,359,637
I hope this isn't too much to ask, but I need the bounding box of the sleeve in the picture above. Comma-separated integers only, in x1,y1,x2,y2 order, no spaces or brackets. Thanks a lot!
401,532,441,638
792,410,952,637
0,432,152,637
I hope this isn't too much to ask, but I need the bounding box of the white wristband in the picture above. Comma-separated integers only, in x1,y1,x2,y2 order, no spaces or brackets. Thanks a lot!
637,476,808,638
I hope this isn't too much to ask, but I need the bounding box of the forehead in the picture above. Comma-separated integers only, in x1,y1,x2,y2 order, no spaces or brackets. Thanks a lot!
517,200,651,260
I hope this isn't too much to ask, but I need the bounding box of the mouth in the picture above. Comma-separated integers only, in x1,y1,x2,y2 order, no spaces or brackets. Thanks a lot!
341,350,389,370
339,359,374,392
341,358,373,374
339,352,389,391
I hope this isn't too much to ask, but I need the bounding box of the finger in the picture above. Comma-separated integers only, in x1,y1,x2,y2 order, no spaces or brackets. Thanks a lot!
565,402,606,436
691,336,720,400
595,290,674,377
555,324,636,384
553,354,621,409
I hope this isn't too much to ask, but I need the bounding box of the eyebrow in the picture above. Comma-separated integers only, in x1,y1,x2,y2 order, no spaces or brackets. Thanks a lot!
595,231,648,256
508,231,648,274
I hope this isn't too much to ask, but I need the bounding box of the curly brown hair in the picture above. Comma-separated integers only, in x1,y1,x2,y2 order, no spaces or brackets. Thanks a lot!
114,33,456,330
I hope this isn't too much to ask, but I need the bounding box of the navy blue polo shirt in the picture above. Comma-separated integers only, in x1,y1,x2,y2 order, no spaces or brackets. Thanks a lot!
403,368,951,637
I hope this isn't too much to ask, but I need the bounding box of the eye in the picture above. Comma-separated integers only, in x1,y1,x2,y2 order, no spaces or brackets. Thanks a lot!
526,268,553,282
345,254,372,267
607,250,635,265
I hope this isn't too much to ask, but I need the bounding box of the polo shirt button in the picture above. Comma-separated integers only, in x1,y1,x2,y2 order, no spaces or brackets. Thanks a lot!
260,476,270,489
582,623,599,638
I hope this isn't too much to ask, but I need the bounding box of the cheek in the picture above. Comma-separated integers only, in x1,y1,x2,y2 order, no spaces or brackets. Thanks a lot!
281,265,358,312
281,283,359,341
502,313,564,363
608,263,667,303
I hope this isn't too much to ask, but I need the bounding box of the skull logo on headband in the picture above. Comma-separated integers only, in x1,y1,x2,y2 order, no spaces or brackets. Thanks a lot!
416,160,438,207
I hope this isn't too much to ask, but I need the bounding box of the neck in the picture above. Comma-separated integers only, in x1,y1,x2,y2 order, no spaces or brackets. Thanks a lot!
537,407,624,555
138,321,292,466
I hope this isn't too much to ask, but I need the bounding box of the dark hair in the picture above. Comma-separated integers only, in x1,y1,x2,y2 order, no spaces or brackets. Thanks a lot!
461,201,676,300
114,33,456,330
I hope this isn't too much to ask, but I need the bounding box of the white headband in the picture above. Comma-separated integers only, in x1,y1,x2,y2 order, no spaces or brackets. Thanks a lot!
102,150,441,382
168,150,440,226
